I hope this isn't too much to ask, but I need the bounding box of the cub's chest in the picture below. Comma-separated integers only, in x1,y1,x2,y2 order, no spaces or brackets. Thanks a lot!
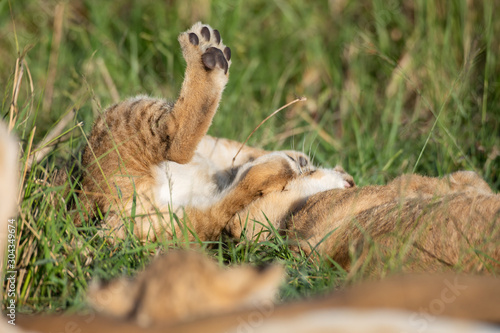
154,154,221,209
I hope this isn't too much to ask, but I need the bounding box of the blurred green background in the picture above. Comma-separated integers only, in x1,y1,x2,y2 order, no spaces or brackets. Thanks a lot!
2,0,498,187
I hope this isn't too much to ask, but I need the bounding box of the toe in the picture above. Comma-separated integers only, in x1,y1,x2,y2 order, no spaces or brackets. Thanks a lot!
188,33,199,46
224,46,231,61
213,29,221,44
215,50,228,74
201,26,211,41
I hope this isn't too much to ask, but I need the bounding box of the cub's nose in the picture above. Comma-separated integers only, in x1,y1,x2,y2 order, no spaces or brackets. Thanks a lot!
343,178,355,188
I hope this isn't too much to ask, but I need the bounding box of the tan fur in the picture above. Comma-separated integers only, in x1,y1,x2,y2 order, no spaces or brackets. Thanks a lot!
195,135,268,169
18,273,500,332
87,250,284,326
0,122,26,333
287,171,500,274
227,165,354,240
0,123,18,274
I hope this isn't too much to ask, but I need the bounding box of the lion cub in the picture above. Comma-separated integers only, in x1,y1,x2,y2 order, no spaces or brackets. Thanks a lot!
78,22,353,243
78,23,291,241
289,171,500,274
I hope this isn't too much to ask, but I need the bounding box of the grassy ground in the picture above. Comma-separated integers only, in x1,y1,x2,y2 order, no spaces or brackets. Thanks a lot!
1,0,499,314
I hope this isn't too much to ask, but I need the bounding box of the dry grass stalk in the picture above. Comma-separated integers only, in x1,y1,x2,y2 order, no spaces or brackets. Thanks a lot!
97,57,120,103
28,110,81,166
42,2,65,113
297,109,341,150
232,97,307,166
9,57,23,131
18,127,36,204
260,125,312,146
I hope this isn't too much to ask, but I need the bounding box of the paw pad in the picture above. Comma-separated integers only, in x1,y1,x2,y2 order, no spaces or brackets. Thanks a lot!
213,30,221,44
182,22,231,75
201,26,211,41
224,46,231,61
188,33,199,46
202,47,228,74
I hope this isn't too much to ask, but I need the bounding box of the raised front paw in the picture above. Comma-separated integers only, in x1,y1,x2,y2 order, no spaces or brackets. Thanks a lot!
179,22,231,75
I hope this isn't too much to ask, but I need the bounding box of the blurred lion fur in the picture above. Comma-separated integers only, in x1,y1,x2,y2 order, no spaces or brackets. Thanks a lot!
17,273,500,332
287,171,500,274
86,250,284,326
0,122,25,333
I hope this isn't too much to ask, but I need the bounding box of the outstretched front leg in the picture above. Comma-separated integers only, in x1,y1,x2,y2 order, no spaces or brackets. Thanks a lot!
167,22,232,164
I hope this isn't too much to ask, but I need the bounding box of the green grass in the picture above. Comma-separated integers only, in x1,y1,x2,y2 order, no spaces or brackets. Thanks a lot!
1,0,499,314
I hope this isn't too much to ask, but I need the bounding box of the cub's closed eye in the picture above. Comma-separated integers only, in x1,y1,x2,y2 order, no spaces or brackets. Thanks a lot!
298,156,308,167
286,155,308,167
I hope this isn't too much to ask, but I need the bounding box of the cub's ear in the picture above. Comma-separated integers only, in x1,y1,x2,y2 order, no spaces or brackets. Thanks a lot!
215,262,285,306
86,277,140,318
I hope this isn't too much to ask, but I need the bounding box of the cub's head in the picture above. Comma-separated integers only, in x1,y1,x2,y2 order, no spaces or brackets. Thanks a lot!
279,150,354,195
